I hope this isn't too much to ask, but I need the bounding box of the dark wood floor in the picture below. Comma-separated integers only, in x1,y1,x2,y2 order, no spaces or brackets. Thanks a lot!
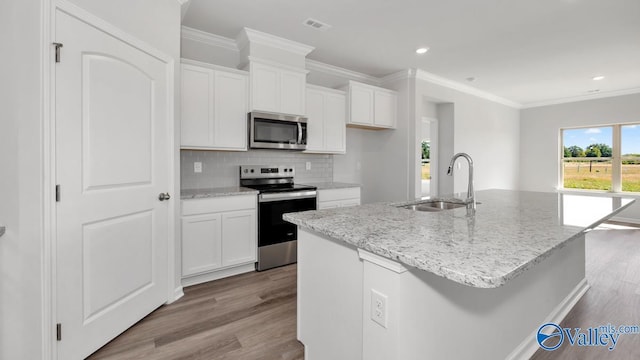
89,223,640,360
88,264,303,360
531,223,640,359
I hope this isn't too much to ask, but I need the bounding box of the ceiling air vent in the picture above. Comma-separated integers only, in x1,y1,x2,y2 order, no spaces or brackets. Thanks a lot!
303,18,332,31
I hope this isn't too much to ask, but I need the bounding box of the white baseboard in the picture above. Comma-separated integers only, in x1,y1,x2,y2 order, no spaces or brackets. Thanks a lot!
610,216,640,225
181,263,256,288
505,278,590,360
172,286,185,303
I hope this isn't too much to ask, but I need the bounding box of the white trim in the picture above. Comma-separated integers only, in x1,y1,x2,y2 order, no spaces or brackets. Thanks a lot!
245,56,309,74
306,59,381,86
43,0,54,359
357,249,408,274
181,58,248,75
176,0,190,4
306,83,346,95
611,216,640,225
522,87,640,109
181,26,238,51
391,68,523,109
236,27,314,57
181,263,256,287
505,278,590,360
171,286,185,303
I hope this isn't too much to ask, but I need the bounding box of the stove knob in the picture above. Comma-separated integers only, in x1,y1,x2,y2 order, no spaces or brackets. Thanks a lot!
250,169,255,173
284,168,288,172
289,168,293,172
243,169,248,173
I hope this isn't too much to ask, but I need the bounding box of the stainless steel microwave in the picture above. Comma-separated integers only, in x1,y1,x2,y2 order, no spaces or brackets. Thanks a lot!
249,111,308,150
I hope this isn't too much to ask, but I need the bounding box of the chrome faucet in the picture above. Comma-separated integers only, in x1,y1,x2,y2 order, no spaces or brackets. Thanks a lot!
447,153,476,213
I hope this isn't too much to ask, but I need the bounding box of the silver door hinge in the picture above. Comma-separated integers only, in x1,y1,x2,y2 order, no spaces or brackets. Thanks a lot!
52,42,63,63
56,323,62,341
56,185,61,202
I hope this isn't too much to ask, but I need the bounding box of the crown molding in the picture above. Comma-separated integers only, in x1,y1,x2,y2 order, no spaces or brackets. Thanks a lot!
181,58,248,75
181,26,238,51
380,69,412,84
408,69,522,108
521,87,640,109
176,0,190,5
305,59,381,86
236,27,314,57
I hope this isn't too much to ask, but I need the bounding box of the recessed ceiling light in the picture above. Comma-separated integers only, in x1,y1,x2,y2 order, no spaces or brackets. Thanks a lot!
592,75,605,81
587,89,601,93
466,77,476,82
416,47,429,54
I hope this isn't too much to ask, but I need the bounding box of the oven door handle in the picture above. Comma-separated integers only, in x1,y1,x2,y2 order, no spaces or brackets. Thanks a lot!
259,191,317,202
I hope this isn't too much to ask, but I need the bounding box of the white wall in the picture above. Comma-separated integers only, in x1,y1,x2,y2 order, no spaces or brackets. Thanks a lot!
0,1,180,359
0,1,45,359
520,93,640,222
415,79,521,196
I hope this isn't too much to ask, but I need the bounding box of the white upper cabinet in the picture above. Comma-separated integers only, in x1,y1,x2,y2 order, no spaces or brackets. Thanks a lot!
343,81,397,129
305,85,346,154
250,61,307,116
181,61,249,150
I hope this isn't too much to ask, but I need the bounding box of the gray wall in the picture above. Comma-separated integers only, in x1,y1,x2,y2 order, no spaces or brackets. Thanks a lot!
520,93,640,222
181,150,333,189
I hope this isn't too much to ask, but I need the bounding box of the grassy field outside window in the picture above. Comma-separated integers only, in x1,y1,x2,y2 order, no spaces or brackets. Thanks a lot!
562,124,640,193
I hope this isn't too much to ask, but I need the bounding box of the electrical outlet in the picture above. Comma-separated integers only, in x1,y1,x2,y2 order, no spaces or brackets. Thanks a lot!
194,162,202,173
370,289,388,328
306,161,311,170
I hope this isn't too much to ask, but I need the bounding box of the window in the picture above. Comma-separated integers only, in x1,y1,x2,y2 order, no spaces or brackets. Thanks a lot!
561,124,640,193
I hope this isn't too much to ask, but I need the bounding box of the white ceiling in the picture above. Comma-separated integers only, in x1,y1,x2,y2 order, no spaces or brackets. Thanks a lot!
182,0,640,107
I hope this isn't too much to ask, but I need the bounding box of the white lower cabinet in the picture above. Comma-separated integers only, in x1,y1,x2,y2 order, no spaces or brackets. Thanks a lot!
181,195,257,286
317,187,361,210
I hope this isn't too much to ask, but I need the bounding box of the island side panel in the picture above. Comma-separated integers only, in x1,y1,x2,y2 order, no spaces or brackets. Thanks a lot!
392,236,586,360
297,229,364,360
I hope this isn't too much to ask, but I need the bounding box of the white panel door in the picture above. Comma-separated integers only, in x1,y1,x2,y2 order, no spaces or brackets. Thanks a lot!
374,90,397,128
350,85,374,126
182,214,222,276
222,210,256,267
181,64,214,146
213,70,248,150
55,10,170,359
251,62,280,112
280,70,306,115
305,88,324,152
324,93,346,153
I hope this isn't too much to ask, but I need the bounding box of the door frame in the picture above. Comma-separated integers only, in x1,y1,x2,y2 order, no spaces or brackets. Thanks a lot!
44,1,180,359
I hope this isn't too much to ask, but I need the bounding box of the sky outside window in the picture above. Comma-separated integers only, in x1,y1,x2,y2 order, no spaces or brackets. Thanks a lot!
563,126,613,153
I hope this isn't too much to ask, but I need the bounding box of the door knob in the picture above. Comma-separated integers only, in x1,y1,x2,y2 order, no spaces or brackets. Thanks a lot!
158,192,171,201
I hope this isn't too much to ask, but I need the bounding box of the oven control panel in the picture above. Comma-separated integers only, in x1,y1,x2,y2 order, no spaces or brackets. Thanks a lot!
240,165,295,179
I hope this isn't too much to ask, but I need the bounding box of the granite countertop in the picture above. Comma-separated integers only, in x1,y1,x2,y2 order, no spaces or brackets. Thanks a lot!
181,187,258,200
300,182,361,190
283,189,635,289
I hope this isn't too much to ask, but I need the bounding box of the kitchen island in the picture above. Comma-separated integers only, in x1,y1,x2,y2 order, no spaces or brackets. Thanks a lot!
283,189,634,360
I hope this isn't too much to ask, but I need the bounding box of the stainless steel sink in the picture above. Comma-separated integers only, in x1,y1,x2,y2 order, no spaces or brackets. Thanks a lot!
400,200,468,212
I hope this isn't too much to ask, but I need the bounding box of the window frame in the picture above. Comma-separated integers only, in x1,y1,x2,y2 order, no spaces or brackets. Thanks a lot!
560,123,640,194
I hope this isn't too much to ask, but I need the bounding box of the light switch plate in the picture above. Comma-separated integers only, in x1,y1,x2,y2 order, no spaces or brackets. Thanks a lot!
194,162,202,173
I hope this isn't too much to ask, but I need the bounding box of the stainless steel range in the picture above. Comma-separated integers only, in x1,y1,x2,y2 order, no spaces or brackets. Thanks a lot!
240,165,317,271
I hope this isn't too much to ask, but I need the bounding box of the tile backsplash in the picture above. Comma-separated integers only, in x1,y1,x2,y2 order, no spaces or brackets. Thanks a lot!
181,150,333,189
